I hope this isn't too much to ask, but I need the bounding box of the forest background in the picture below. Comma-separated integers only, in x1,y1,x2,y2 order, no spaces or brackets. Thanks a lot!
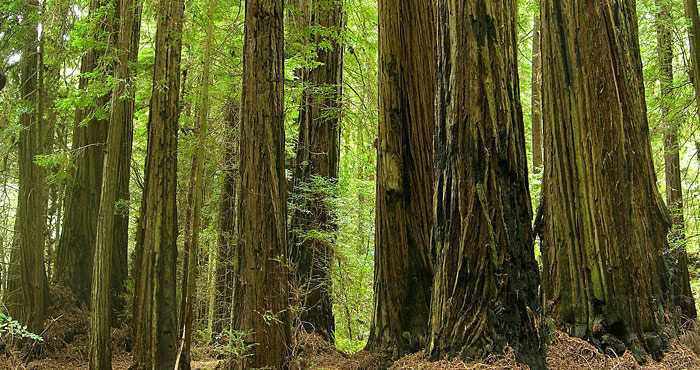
2,0,700,364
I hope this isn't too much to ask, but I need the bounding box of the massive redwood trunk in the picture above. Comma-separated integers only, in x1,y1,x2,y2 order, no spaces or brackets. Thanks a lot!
366,0,435,360
428,2,545,370
538,0,673,362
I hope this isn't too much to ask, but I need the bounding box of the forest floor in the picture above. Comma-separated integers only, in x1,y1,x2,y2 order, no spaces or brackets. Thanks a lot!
3,288,700,369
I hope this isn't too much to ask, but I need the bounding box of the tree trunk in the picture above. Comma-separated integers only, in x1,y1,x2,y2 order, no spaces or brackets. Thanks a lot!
684,0,700,106
214,102,238,336
131,0,184,367
17,0,50,334
177,0,214,365
428,2,545,370
89,0,138,367
111,0,142,325
365,0,435,360
538,0,673,362
531,11,543,173
229,0,290,367
657,0,697,323
54,0,114,307
289,0,344,343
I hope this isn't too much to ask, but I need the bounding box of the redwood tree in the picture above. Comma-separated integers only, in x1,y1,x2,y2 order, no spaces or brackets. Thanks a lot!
656,0,696,322
539,0,673,362
16,0,50,333
55,0,113,306
366,0,435,359
229,0,290,367
289,0,344,343
89,0,139,367
428,2,545,370
131,0,184,366
531,11,543,173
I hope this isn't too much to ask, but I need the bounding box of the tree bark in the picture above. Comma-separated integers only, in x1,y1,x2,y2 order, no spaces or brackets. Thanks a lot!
289,0,344,343
111,0,142,325
428,2,545,370
131,0,184,367
657,0,697,323
538,0,673,362
532,11,543,173
54,0,115,308
229,0,290,367
365,0,435,360
684,0,700,106
177,0,214,365
17,0,50,334
214,102,238,336
89,0,138,367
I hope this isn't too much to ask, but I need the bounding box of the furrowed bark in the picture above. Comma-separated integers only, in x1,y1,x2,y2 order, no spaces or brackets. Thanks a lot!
55,0,114,307
289,0,344,343
228,0,291,367
17,0,50,333
428,2,545,370
656,0,696,323
539,0,673,362
89,0,138,367
366,0,435,360
131,0,184,367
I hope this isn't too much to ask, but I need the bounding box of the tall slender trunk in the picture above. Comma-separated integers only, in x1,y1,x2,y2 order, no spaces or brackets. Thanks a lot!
111,0,142,325
538,0,673,362
176,0,214,366
657,0,697,323
54,0,114,307
17,0,49,333
428,2,545,370
532,11,543,173
684,0,700,107
131,0,184,367
366,0,435,360
289,0,344,343
89,0,138,367
230,0,290,367
214,102,238,336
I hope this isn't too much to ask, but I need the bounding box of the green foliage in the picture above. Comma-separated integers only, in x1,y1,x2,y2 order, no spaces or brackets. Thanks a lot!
0,312,43,341
34,152,74,185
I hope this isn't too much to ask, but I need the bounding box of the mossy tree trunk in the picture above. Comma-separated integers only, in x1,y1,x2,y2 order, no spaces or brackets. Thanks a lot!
177,0,214,365
131,0,184,367
213,102,238,337
89,0,139,367
289,0,344,343
54,0,114,307
428,2,545,370
656,0,696,323
365,0,435,360
229,0,290,368
538,0,673,362
17,0,50,334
